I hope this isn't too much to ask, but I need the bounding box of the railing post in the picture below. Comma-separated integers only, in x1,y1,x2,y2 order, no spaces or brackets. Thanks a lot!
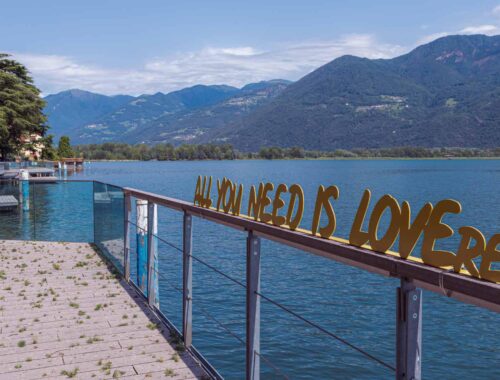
182,212,193,348
136,199,148,294
19,169,30,211
396,279,422,380
123,192,131,281
147,201,159,308
246,231,261,380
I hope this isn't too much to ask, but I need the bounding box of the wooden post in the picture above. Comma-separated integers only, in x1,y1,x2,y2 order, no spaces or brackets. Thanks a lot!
136,200,148,294
396,279,422,380
246,231,261,380
123,192,131,281
147,201,159,308
183,212,193,348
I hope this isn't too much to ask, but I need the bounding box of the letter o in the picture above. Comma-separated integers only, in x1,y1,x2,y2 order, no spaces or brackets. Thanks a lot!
368,194,401,252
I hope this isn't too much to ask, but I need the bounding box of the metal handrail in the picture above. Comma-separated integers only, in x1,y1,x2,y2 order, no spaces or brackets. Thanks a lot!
149,227,396,374
2,179,497,379
123,185,499,380
123,187,500,312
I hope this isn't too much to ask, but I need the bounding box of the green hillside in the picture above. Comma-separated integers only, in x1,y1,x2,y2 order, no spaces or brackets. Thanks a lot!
44,34,500,150
204,34,500,150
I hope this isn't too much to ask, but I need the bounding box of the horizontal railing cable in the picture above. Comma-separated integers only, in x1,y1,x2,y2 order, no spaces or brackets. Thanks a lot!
195,303,246,346
256,352,289,380
190,254,246,289
154,269,183,294
128,214,394,373
255,290,396,372
154,269,245,346
129,220,245,289
128,220,183,253
154,269,290,378
153,270,288,379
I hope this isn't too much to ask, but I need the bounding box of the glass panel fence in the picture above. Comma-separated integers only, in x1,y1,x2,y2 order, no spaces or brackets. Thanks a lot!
93,181,125,274
0,161,55,170
33,181,94,242
0,181,93,241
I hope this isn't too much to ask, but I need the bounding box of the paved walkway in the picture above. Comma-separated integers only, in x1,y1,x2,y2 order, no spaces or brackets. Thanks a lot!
0,240,207,379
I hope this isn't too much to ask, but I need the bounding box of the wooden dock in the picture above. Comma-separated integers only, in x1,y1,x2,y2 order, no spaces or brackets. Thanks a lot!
0,240,208,379
54,158,85,169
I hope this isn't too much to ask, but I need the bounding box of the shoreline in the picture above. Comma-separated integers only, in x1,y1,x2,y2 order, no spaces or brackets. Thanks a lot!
83,156,500,162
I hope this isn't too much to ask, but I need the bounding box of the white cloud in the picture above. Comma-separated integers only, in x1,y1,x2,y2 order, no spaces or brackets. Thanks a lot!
12,34,404,96
417,23,500,46
493,5,500,16
459,24,500,34
417,32,451,45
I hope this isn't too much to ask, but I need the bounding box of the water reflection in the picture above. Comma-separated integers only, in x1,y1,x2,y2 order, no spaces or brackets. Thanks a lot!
0,180,93,242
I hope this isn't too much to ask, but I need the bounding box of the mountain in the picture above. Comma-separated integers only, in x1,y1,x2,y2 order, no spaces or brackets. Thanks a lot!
66,84,240,144
44,81,290,144
204,34,500,150
44,35,500,149
44,89,133,139
127,80,290,144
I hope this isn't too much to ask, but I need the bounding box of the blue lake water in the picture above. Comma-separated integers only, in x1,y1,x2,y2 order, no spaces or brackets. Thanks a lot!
1,159,499,379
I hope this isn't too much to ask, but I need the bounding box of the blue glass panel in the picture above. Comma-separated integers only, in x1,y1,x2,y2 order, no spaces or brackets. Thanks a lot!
93,182,125,273
32,182,93,242
0,181,34,240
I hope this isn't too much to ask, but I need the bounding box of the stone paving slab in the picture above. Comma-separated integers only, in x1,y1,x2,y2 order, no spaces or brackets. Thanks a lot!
0,240,208,379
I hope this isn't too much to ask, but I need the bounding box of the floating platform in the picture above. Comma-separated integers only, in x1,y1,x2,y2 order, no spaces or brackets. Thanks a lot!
0,168,57,183
0,195,18,210
27,176,58,183
0,240,207,379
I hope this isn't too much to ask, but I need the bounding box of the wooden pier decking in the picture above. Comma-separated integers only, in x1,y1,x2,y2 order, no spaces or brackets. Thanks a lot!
0,240,207,379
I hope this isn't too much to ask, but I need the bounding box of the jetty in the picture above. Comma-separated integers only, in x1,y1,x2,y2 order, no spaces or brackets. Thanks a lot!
0,167,57,183
0,159,87,182
0,179,498,379
0,240,207,379
53,158,85,170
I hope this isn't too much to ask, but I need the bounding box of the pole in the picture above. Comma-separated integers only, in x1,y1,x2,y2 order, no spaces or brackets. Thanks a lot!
396,279,422,380
136,199,148,294
183,212,193,348
19,169,30,211
124,193,131,281
246,231,261,380
147,201,159,307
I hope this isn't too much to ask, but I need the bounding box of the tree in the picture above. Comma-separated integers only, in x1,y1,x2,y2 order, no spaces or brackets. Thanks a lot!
40,134,58,160
0,53,47,160
288,146,305,158
58,136,74,158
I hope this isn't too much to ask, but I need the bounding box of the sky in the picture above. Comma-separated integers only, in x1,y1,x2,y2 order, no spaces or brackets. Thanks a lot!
2,0,500,96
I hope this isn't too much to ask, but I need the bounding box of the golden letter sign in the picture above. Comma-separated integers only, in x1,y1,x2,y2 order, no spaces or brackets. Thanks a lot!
194,176,500,284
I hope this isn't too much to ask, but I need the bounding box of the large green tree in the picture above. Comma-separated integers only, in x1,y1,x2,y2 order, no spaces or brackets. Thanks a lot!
57,136,74,158
0,53,47,160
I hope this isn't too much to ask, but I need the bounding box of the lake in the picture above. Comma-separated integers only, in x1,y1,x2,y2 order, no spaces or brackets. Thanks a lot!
4,159,500,379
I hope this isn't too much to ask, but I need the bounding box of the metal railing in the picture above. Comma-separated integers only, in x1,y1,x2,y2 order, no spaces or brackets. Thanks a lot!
122,186,500,380
1,179,498,379
0,161,55,170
